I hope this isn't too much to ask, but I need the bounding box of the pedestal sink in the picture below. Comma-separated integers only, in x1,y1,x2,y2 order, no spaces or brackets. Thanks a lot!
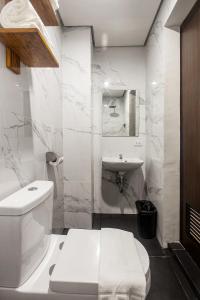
102,157,144,173
102,156,144,193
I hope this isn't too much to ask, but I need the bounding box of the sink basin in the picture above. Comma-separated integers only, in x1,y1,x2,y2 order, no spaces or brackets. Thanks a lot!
102,157,144,173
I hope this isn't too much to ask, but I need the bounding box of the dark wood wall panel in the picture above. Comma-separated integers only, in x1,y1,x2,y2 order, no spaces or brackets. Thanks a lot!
181,1,200,267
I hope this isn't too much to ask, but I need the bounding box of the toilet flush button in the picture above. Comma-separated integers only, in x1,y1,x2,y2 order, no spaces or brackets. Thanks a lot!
28,187,38,191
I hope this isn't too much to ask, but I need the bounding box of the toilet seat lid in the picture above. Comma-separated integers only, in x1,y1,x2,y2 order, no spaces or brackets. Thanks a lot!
50,229,100,295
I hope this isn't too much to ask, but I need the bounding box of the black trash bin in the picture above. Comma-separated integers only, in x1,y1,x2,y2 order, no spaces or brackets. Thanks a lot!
136,200,157,239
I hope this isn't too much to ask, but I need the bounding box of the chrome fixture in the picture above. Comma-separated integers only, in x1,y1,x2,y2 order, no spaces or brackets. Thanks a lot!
116,172,127,193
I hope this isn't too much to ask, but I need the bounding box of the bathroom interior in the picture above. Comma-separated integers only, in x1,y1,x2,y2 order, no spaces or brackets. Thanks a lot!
0,0,200,299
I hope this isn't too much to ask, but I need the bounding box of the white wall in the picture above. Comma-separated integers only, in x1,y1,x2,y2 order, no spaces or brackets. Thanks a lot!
145,0,180,247
62,27,93,228
96,48,146,158
92,47,146,214
0,1,64,228
0,0,184,244
29,27,64,229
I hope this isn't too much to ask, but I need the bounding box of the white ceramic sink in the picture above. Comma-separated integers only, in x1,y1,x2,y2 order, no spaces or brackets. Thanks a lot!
102,157,144,173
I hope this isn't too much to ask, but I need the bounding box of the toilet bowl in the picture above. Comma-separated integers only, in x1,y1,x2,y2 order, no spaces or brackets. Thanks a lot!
0,181,150,300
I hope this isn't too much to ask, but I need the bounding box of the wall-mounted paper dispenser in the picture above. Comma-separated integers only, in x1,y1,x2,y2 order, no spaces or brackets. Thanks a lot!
46,152,64,166
46,152,64,202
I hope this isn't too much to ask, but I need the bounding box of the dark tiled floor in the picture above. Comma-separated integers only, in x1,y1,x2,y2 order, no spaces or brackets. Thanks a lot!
93,214,164,256
148,257,187,300
92,214,197,300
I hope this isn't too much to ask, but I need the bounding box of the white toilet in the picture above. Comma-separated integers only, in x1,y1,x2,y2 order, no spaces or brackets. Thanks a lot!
0,181,151,300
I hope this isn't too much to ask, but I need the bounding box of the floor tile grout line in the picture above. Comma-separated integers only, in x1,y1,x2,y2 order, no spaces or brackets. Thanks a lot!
149,255,172,258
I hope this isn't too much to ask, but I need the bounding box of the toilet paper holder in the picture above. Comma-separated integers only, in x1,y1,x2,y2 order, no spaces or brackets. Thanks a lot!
46,152,64,167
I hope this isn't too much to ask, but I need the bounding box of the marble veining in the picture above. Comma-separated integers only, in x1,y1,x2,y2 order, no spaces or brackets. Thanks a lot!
0,21,64,229
62,27,92,229
92,47,146,214
0,0,180,241
145,0,180,246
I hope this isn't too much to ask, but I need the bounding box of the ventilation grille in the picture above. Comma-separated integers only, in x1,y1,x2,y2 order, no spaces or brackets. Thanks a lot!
186,204,200,245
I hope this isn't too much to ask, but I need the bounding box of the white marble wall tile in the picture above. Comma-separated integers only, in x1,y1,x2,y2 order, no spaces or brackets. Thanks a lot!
93,133,102,213
63,131,92,181
101,168,145,214
92,47,146,214
64,212,91,229
145,0,180,246
28,27,64,229
0,19,64,229
62,27,92,228
64,180,91,213
0,40,35,198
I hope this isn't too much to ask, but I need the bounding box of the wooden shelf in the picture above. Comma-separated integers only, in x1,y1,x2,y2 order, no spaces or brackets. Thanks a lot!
30,0,59,26
5,0,59,26
0,28,59,68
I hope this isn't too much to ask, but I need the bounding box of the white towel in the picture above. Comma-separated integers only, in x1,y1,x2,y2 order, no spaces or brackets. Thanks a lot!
99,229,146,300
0,0,53,50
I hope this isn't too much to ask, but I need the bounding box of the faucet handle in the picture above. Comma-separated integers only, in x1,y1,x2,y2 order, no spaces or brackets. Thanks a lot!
119,154,123,160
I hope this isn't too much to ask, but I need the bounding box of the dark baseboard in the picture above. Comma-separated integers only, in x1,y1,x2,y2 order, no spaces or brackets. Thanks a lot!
52,228,65,235
169,242,200,299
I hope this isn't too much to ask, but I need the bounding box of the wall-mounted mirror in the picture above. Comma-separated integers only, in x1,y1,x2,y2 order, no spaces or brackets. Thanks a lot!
102,89,140,137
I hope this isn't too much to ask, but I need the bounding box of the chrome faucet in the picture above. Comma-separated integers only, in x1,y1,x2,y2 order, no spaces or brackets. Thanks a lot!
119,154,123,160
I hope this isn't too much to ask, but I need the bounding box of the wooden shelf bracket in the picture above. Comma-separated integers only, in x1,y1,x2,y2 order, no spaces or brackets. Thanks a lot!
6,47,20,74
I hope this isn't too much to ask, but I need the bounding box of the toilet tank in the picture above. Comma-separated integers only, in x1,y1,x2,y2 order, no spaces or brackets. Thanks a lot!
0,180,54,288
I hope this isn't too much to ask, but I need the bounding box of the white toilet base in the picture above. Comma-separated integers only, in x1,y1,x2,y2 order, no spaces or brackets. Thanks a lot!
0,234,151,300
